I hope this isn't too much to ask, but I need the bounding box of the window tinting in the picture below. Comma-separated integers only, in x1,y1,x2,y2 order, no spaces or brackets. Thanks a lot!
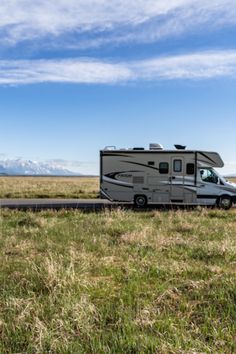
159,162,169,174
186,163,195,175
200,169,219,184
173,159,182,172
148,161,155,166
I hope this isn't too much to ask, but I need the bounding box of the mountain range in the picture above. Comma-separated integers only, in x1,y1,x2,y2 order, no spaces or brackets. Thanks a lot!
0,159,80,176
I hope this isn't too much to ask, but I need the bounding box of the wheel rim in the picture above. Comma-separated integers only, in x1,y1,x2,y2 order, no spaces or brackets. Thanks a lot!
136,197,146,206
220,198,231,209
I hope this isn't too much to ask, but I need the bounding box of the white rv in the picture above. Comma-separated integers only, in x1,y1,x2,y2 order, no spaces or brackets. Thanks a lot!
100,144,236,209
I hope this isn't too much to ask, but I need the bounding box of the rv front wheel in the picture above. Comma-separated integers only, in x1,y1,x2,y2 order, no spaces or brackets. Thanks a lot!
134,195,147,208
217,196,232,210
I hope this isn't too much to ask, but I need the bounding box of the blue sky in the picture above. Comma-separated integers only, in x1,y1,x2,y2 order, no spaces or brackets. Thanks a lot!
0,0,236,174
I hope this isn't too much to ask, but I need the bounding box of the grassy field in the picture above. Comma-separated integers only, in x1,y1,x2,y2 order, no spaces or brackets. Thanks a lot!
0,176,99,199
0,207,235,353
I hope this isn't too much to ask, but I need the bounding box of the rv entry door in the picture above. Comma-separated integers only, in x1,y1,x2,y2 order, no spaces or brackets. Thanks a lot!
170,157,184,202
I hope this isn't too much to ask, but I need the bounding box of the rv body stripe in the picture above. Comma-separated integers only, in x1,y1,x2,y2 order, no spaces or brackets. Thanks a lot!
171,184,198,188
105,171,142,180
100,188,113,200
197,195,218,199
183,187,197,192
103,179,133,189
158,182,201,188
121,160,160,171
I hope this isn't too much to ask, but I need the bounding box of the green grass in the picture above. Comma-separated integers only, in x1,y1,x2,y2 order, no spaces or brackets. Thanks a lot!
0,208,235,353
0,176,99,199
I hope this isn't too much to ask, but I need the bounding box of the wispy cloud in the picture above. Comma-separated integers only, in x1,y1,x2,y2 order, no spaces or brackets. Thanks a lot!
0,0,235,48
1,50,236,85
0,58,131,84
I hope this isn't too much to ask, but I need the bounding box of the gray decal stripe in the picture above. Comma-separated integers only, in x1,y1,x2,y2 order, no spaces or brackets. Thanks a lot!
121,160,159,171
197,195,218,199
169,183,200,188
105,171,142,180
104,180,133,189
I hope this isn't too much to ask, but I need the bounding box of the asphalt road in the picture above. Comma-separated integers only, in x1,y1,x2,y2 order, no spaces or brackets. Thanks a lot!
0,199,119,211
1,199,234,211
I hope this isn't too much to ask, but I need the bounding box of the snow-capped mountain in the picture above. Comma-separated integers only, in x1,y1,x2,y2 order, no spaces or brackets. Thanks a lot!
0,159,80,176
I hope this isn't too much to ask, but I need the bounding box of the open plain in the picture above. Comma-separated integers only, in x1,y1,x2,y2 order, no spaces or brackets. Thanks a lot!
0,176,99,199
0,177,235,353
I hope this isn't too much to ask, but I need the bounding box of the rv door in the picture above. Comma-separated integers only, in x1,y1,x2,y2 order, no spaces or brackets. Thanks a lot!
170,157,184,202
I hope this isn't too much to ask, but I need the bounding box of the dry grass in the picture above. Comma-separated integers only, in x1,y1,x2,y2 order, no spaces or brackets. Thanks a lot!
229,178,236,183
0,207,235,353
0,176,99,199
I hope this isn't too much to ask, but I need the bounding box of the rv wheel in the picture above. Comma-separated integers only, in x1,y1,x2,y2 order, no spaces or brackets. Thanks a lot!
134,195,147,208
217,196,232,210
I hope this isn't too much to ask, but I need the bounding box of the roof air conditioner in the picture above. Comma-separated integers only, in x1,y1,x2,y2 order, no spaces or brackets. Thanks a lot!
149,143,164,150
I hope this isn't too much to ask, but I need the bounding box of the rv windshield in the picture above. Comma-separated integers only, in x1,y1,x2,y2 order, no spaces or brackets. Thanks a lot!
200,168,220,184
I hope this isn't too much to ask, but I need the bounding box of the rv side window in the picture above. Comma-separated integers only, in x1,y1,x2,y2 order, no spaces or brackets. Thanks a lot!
148,161,155,166
173,159,182,172
186,163,195,175
159,162,169,174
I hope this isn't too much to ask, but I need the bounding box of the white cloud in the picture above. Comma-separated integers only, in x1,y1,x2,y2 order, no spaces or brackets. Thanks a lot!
0,50,236,85
74,1,236,50
131,51,236,80
0,0,235,47
0,59,132,84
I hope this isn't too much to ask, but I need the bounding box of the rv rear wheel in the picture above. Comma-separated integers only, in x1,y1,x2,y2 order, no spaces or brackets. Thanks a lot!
134,195,147,208
217,196,232,210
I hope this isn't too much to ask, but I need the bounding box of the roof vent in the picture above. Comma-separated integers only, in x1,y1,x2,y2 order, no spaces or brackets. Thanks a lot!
104,146,116,150
174,144,186,150
149,143,164,150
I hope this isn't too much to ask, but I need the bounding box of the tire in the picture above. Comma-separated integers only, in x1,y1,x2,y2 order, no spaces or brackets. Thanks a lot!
217,196,232,210
134,195,147,208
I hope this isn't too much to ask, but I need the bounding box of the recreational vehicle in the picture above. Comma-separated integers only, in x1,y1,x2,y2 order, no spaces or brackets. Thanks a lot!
100,144,236,209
